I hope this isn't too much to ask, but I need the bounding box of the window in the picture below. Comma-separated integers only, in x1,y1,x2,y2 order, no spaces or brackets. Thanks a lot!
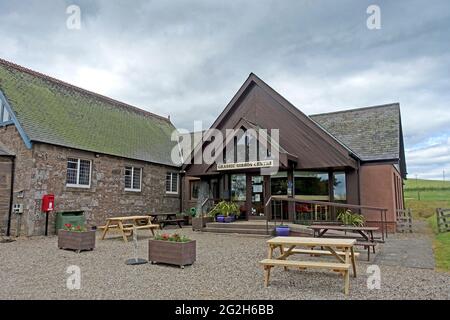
66,158,91,188
0,99,12,124
190,180,200,200
271,172,288,195
125,166,142,191
295,172,329,198
333,172,346,202
166,172,179,194
231,174,246,201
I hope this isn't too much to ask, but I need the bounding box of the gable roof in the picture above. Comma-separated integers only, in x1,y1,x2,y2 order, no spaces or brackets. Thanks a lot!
0,58,179,167
184,73,358,175
310,103,402,162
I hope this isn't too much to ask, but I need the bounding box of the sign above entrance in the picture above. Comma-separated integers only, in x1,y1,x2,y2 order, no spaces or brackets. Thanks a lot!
217,160,274,171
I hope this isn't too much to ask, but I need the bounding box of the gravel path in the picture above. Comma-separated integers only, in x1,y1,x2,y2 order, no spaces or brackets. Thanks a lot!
1,228,449,300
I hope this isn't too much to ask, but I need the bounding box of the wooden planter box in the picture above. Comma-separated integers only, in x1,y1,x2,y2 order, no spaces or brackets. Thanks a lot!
58,230,96,253
192,216,214,231
148,239,196,268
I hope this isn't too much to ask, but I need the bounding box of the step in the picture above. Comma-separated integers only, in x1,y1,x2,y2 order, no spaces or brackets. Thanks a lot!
206,222,272,230
203,227,274,235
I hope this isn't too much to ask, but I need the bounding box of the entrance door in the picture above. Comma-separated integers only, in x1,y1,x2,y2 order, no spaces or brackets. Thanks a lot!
249,175,265,219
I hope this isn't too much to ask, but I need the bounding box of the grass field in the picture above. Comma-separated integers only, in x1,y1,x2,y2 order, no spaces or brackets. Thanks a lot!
405,179,450,272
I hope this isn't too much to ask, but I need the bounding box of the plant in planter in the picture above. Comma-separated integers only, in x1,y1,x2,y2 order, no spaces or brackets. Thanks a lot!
275,224,290,236
191,207,215,231
208,201,239,223
337,209,365,226
58,223,95,253
149,233,196,268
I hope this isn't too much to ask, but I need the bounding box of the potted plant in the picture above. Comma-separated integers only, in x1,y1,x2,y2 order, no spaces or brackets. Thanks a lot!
337,210,365,226
275,224,290,236
149,233,196,268
58,223,95,253
191,207,214,231
209,201,239,223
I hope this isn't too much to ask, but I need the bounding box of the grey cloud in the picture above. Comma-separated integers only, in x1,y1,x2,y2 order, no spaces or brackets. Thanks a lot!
0,0,449,179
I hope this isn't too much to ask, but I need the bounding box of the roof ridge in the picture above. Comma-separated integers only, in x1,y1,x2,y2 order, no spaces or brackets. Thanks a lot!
0,57,171,123
310,103,400,118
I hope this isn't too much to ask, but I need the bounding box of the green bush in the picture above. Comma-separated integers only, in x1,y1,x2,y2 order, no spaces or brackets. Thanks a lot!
337,209,365,226
208,201,239,217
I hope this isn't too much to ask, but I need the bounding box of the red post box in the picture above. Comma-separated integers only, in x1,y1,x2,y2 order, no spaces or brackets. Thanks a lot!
42,194,55,212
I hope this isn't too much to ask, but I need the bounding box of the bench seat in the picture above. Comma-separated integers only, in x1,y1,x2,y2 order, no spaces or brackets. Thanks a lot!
97,224,133,230
260,259,350,270
122,224,159,231
260,258,351,294
290,249,360,258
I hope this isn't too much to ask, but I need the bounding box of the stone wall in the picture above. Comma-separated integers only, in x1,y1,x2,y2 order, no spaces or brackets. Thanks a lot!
0,124,181,236
0,125,34,236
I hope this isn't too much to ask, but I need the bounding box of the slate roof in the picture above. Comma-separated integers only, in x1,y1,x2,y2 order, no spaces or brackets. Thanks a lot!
310,103,402,161
0,59,180,167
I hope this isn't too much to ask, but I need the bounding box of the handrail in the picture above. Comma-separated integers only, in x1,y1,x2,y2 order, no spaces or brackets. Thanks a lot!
264,196,388,241
200,198,214,231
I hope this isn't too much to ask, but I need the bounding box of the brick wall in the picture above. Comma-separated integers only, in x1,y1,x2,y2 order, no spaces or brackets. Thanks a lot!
0,124,181,236
360,163,402,232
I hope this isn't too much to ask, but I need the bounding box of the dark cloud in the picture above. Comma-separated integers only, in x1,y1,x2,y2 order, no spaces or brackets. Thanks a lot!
0,0,449,179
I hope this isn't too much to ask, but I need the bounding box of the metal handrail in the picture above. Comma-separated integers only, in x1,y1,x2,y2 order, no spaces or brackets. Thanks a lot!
199,198,214,231
264,196,388,241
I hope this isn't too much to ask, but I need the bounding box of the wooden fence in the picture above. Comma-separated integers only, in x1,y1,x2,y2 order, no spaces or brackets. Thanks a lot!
436,208,450,233
396,209,413,233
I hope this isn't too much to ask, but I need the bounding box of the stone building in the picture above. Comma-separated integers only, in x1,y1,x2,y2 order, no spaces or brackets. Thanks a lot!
0,59,181,236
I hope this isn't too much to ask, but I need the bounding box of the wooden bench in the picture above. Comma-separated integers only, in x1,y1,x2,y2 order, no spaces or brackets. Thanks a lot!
355,241,377,261
260,259,351,295
159,219,184,229
291,248,360,258
97,224,133,230
122,224,159,236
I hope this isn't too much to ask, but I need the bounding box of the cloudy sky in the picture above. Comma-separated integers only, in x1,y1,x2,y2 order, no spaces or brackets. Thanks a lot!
0,0,449,180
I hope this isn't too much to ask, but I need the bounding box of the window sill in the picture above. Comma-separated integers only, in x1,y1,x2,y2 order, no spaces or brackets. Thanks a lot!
164,193,180,198
124,189,142,193
66,184,91,189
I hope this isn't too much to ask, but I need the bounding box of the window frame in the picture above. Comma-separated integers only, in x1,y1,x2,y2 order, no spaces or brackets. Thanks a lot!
66,158,92,189
124,166,142,192
165,172,179,194
190,180,200,200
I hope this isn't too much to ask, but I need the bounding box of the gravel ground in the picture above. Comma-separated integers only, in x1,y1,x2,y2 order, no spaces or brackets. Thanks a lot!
0,228,449,300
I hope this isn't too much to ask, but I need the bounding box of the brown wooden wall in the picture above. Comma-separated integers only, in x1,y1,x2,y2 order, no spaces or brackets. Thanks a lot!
0,157,12,234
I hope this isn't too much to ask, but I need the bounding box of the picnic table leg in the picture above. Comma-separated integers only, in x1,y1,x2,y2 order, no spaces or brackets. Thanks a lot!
268,245,274,259
350,247,357,277
117,221,128,242
100,220,111,240
344,269,350,295
264,266,271,287
344,247,351,294
357,230,370,242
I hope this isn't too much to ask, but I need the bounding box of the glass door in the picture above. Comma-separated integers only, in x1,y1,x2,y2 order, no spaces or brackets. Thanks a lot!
250,175,265,219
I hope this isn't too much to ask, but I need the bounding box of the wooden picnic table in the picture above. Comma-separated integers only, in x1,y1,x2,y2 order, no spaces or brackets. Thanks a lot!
309,225,380,261
260,237,357,295
148,213,183,229
100,215,159,242
309,225,379,242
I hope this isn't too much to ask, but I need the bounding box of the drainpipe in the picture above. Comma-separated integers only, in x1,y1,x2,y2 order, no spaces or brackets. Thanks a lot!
357,159,361,206
6,156,15,237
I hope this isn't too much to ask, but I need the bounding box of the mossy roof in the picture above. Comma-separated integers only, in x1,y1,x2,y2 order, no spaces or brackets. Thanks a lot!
0,59,180,167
